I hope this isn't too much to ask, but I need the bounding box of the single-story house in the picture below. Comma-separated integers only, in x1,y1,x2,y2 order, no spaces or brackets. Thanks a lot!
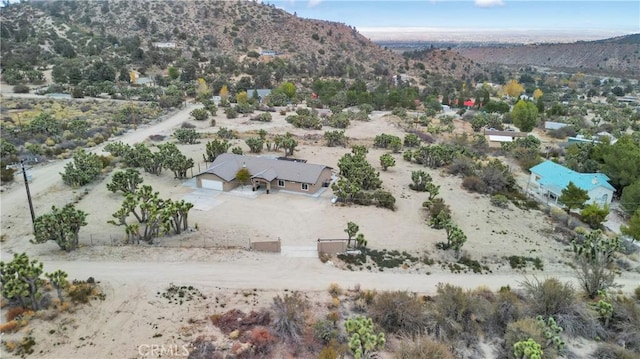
528,160,614,207
195,153,333,194
247,89,272,104
484,129,528,143
544,121,569,130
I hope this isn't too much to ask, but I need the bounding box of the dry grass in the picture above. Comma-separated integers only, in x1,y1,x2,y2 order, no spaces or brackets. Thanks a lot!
393,334,455,359
0,320,19,333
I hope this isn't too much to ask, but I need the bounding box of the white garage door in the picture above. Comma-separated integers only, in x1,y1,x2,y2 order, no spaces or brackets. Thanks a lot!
201,179,224,191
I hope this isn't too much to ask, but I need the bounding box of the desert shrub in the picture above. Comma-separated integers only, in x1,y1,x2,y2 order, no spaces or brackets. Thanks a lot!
592,344,638,359
181,121,196,128
314,319,338,344
251,112,272,122
225,107,238,119
328,283,343,297
210,309,271,335
272,292,308,344
13,84,29,93
0,320,19,333
373,190,396,210
447,157,476,177
427,284,491,344
547,126,577,139
486,289,523,335
490,194,509,208
368,291,427,334
67,279,100,304
610,296,640,352
462,175,487,193
393,334,454,359
635,286,640,301
217,127,236,139
247,327,276,355
520,277,576,317
5,307,30,322
403,133,420,147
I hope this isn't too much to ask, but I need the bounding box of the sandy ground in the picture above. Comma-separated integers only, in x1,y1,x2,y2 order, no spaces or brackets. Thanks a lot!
1,97,639,358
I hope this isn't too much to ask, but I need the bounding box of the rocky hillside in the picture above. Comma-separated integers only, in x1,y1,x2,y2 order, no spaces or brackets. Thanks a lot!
455,34,640,78
0,0,488,83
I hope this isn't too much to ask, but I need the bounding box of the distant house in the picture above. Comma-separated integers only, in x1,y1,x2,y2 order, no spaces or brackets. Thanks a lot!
153,42,176,49
484,129,528,143
195,154,333,194
544,121,569,131
568,133,617,145
528,160,614,207
247,89,272,104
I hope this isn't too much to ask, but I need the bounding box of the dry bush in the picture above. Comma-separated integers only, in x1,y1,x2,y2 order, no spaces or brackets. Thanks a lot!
520,277,576,317
462,175,488,193
519,277,602,338
447,157,477,177
5,307,29,321
591,343,638,359
393,334,455,359
328,283,343,297
0,320,19,333
181,121,196,128
67,281,99,304
610,296,640,352
486,289,524,336
369,291,427,334
210,309,271,335
271,292,308,344
247,327,277,355
427,284,491,345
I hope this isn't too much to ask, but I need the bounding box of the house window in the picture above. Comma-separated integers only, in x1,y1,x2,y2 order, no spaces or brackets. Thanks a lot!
278,179,285,187
301,183,309,191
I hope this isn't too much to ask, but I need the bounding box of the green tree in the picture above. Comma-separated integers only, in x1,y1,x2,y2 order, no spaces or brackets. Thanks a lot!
572,230,621,298
337,146,381,191
107,169,143,195
599,135,640,192
245,137,264,153
580,204,610,229
558,181,589,213
0,253,45,310
511,100,539,132
344,316,385,359
444,222,467,258
279,81,297,99
61,149,103,187
109,185,193,244
620,180,640,215
45,270,68,304
621,209,640,242
190,108,209,121
32,204,88,252
324,130,348,147
160,143,193,179
236,167,251,187
203,139,230,162
275,133,297,157
379,153,395,171
331,178,361,204
174,128,199,144
168,66,180,80
344,222,359,248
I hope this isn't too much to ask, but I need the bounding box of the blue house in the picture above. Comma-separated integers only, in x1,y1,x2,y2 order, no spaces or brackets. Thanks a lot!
528,160,614,207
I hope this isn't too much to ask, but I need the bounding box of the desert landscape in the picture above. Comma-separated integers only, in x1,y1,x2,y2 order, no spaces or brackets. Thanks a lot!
1,1,639,358
1,95,639,358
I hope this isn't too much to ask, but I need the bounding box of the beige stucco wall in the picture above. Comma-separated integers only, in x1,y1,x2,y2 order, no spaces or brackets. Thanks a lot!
272,168,333,194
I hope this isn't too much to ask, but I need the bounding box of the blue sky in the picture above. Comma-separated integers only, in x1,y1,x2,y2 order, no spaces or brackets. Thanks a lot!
268,1,640,34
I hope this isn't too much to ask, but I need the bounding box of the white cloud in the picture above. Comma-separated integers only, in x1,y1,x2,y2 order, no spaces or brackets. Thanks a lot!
308,0,323,7
474,0,505,7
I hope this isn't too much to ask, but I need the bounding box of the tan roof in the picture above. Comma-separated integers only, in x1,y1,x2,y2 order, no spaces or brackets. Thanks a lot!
199,153,331,184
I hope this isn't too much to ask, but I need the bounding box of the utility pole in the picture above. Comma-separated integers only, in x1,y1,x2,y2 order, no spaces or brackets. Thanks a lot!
17,159,36,233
